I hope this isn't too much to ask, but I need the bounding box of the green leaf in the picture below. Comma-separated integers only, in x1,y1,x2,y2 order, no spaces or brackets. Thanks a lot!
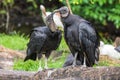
0,10,6,14
7,0,11,3
33,2,37,8
2,0,7,6
108,0,113,4
27,0,34,2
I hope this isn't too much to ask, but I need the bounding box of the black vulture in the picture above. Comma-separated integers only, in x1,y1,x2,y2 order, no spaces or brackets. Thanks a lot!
53,6,100,67
24,5,63,69
24,26,62,69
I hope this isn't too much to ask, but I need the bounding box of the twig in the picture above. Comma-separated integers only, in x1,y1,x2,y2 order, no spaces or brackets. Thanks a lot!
66,0,73,14
5,5,10,33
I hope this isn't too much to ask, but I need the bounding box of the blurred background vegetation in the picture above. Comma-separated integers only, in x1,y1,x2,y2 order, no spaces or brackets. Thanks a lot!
0,0,120,71
0,0,120,41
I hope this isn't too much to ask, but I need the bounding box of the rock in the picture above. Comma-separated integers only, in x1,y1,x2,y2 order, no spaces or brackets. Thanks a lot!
0,69,34,80
33,66,120,80
0,66,120,80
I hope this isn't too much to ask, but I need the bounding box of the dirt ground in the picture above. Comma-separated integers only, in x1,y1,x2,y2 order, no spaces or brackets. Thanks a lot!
0,45,25,69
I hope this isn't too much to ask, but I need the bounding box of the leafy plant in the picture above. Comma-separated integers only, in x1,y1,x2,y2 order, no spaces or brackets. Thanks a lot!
59,0,120,29
57,35,69,53
14,59,39,71
27,0,37,10
0,33,28,50
1,0,14,33
13,53,67,71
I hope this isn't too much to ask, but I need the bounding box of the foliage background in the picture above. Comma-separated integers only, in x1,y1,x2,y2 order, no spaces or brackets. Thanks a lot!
60,0,120,40
0,0,120,40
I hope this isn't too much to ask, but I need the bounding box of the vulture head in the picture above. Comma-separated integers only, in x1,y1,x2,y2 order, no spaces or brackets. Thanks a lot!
54,6,70,18
45,13,57,32
40,5,64,32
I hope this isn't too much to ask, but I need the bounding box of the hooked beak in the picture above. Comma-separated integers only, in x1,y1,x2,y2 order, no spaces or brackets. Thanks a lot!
54,9,60,13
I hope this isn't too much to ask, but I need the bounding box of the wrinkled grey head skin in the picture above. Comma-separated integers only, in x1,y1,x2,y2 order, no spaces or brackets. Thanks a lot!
54,6,70,18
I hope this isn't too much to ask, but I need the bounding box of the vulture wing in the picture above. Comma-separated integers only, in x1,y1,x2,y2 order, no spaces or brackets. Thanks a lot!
54,31,62,50
24,30,47,61
78,22,99,66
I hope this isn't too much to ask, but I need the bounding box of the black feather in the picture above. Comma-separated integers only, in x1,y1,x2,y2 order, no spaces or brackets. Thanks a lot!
24,26,62,61
61,11,100,67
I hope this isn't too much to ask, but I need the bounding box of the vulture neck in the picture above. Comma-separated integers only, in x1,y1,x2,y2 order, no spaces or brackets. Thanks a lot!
62,14,75,26
48,28,60,37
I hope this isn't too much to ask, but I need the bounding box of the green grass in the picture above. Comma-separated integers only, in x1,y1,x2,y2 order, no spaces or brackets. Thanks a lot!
0,33,120,71
13,53,68,71
94,60,120,67
14,59,39,71
57,35,69,52
0,33,28,50
13,37,69,71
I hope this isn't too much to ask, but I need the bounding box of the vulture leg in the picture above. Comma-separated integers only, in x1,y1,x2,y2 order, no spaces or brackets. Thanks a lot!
72,52,78,67
37,54,43,71
83,53,86,67
38,60,43,71
44,57,48,69
44,52,51,69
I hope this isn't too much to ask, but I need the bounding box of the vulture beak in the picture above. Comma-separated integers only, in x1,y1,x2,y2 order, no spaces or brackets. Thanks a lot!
53,9,61,16
54,9,60,13
53,9,61,15
53,10,64,31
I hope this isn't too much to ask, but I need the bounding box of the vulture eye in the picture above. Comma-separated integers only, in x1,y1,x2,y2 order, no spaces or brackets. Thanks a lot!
58,6,69,18
62,9,66,13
